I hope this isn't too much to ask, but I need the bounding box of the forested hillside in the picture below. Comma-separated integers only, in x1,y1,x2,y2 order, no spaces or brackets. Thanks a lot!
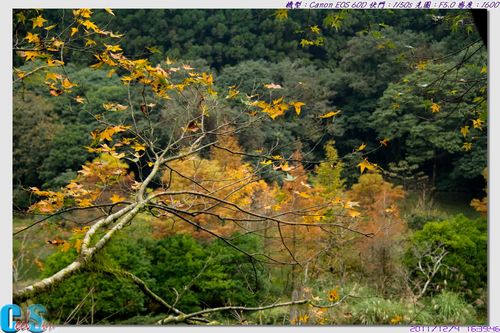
13,9,487,325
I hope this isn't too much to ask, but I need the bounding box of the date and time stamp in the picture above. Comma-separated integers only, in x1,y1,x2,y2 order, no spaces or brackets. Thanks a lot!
285,0,500,9
408,327,500,332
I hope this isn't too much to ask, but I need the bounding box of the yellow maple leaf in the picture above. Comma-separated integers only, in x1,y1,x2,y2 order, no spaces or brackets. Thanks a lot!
44,24,57,31
201,72,214,85
110,194,126,203
379,138,389,146
319,110,341,118
105,8,115,16
460,125,469,138
165,57,174,65
73,9,92,18
22,51,40,61
310,25,321,34
298,314,309,323
72,226,90,234
51,39,64,49
16,12,26,24
31,15,47,28
15,70,26,79
62,78,77,89
300,39,315,48
107,31,124,38
45,72,61,81
357,143,366,151
260,160,273,165
462,142,472,151
291,101,305,116
105,44,122,52
472,118,484,129
103,103,128,111
264,102,289,120
347,209,361,218
111,151,126,160
115,103,128,111
252,100,268,109
273,162,293,172
85,39,97,47
357,158,377,174
82,20,99,32
24,32,40,43
274,9,288,20
70,27,79,37
99,125,129,142
480,66,487,74
47,59,64,67
74,96,85,104
132,143,146,152
77,198,93,207
226,86,239,99
431,102,441,113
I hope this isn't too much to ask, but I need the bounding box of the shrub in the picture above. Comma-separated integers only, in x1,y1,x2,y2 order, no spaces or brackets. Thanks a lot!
405,214,487,301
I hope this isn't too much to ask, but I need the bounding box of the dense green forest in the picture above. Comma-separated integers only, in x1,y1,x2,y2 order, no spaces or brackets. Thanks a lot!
13,9,487,325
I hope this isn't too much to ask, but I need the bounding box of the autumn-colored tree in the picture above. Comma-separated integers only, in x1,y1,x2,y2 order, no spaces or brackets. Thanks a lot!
151,132,270,240
265,146,369,324
264,150,326,323
311,141,361,287
346,173,406,295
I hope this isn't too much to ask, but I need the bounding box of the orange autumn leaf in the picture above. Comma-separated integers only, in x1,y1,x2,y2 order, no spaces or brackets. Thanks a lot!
431,102,441,113
62,78,78,89
99,125,129,142
110,194,126,203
